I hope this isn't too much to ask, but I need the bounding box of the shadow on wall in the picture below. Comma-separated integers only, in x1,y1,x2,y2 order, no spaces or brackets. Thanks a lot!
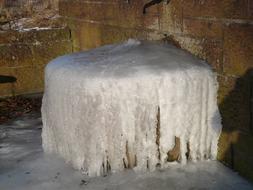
218,68,253,182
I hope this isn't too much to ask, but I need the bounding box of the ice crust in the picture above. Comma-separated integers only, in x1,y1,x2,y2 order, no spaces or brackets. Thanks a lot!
42,39,222,177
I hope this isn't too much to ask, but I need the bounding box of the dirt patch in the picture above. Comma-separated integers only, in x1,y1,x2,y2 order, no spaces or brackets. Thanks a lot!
0,95,42,124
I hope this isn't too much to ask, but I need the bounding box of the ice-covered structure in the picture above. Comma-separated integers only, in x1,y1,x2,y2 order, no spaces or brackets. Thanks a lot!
42,39,222,177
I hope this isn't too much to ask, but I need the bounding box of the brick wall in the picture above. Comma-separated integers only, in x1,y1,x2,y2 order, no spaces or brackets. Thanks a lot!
0,0,72,96
1,0,58,9
0,28,72,96
0,0,61,30
59,0,253,181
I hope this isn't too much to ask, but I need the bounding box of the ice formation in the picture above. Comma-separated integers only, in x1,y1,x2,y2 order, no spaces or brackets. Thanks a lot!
42,39,222,177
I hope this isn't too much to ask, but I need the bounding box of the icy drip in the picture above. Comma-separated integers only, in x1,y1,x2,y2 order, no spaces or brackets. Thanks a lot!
42,39,222,177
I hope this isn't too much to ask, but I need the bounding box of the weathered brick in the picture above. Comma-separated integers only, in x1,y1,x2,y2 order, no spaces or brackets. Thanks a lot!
33,64,45,92
217,129,253,177
202,39,223,73
0,83,13,97
60,0,159,30
24,28,71,44
218,74,251,132
183,0,250,19
0,28,72,97
223,24,253,76
249,1,253,18
217,130,233,166
217,129,253,182
0,67,14,97
0,28,71,44
183,19,223,39
59,1,119,22
32,41,72,65
12,66,36,95
99,25,147,46
160,0,183,34
172,35,223,72
0,0,4,9
172,35,203,56
68,19,147,51
233,132,253,182
0,65,46,96
0,66,36,96
69,21,103,51
118,0,159,30
0,31,20,44
0,44,33,67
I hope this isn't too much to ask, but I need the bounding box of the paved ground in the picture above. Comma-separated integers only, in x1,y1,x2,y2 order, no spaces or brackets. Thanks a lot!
0,113,252,190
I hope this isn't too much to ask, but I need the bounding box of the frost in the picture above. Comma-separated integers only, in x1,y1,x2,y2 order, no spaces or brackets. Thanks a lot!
42,39,222,177
19,27,53,32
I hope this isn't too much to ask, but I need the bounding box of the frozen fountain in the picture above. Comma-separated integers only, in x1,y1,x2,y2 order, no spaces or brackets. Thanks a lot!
41,39,222,177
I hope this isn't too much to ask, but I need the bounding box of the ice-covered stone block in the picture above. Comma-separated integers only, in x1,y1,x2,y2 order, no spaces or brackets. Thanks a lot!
42,39,222,176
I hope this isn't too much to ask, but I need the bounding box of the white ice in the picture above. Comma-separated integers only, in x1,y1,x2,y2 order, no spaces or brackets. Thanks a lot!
42,39,222,177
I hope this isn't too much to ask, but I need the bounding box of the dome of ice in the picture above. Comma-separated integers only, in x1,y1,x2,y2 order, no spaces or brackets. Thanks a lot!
42,39,222,177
